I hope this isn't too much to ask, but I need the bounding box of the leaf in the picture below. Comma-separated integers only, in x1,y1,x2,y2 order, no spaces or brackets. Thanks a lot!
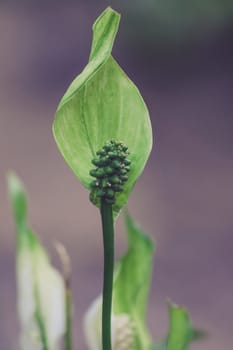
152,303,206,350
112,211,155,349
8,173,65,350
151,304,192,350
166,303,192,350
53,7,153,217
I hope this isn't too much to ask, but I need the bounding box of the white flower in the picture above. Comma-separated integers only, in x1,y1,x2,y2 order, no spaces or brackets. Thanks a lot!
17,230,66,350
8,173,66,350
83,296,135,350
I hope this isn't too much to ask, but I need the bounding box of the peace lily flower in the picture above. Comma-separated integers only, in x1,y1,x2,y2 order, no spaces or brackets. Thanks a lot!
8,173,65,350
53,7,153,218
84,296,135,350
53,7,153,350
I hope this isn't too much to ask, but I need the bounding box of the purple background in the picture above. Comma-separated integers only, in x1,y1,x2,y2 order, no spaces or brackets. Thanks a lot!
0,2,233,349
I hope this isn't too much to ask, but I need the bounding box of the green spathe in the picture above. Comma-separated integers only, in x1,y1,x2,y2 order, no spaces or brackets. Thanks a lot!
53,7,152,217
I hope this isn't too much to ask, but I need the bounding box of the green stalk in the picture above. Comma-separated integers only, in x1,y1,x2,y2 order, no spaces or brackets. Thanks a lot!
35,310,48,350
55,241,73,350
35,290,49,350
100,199,114,350
65,288,72,350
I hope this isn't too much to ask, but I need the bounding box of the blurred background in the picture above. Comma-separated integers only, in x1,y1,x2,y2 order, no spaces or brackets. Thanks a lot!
0,1,233,349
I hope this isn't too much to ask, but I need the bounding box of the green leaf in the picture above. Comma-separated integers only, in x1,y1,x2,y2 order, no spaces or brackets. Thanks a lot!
53,7,152,217
112,211,155,349
166,303,192,350
8,173,65,350
152,304,206,350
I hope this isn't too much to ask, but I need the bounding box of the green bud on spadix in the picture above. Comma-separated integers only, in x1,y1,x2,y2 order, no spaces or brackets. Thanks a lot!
89,140,131,204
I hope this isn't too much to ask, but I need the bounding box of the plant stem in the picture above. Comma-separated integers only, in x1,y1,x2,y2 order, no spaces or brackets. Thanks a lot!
100,199,114,350
54,241,72,350
65,288,72,350
35,291,49,350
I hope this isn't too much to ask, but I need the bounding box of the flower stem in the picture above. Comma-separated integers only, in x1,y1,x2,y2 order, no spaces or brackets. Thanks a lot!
54,241,73,350
35,292,49,350
65,288,72,350
100,199,114,350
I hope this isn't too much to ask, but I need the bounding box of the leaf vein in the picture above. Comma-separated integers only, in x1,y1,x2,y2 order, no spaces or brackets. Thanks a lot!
81,84,95,158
